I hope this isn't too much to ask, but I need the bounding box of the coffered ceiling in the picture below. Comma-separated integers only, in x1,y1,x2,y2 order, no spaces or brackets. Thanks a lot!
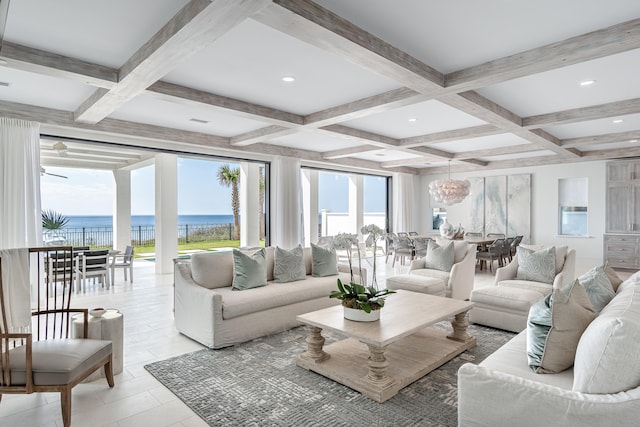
1,0,639,175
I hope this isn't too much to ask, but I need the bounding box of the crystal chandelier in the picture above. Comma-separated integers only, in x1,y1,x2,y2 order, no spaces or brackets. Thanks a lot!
428,161,470,206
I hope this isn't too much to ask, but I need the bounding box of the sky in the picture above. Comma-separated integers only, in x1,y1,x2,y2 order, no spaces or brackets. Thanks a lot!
40,158,387,216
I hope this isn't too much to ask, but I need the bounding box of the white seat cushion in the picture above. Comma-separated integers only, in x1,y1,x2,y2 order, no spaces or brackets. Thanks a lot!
471,286,546,313
386,274,446,295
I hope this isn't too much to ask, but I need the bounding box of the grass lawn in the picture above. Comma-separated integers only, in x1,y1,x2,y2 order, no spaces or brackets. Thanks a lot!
133,240,265,258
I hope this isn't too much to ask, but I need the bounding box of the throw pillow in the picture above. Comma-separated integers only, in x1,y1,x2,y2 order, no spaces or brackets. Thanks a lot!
526,280,595,373
274,245,307,283
520,244,568,273
516,246,556,284
424,240,455,272
577,265,616,314
603,262,624,292
232,248,267,291
573,283,640,394
311,243,338,277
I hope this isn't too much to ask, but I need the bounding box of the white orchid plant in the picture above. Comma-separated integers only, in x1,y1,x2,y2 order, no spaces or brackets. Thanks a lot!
328,225,394,313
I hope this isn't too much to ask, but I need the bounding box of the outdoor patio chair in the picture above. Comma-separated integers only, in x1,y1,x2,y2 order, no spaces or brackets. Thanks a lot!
75,249,109,291
110,245,134,287
0,247,114,427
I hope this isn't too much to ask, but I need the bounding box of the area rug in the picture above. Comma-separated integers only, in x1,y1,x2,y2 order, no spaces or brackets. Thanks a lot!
145,323,514,426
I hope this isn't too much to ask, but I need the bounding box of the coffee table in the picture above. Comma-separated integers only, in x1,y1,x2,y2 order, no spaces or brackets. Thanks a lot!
296,289,475,402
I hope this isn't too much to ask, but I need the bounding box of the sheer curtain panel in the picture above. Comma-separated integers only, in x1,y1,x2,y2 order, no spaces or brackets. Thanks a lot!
0,118,42,249
393,173,415,233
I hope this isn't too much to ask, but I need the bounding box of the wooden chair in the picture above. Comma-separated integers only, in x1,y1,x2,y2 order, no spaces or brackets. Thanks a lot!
0,247,114,427
110,245,134,287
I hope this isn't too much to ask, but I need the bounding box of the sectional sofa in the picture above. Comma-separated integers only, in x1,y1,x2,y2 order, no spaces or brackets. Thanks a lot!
458,270,640,426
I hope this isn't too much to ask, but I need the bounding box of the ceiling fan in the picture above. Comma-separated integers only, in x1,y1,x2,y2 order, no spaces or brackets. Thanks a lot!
40,166,68,179
52,141,69,156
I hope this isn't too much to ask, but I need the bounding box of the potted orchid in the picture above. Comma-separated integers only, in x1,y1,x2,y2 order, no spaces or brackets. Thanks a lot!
329,225,395,321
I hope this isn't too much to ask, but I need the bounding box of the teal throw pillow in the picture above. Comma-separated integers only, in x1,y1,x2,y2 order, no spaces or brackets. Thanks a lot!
578,265,616,314
424,240,454,272
274,245,307,283
527,280,595,373
232,248,267,291
311,243,338,277
516,246,556,284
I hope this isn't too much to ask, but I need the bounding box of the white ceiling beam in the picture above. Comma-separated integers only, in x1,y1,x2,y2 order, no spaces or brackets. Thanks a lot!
0,42,117,88
145,81,304,127
322,145,380,160
399,125,503,148
524,98,640,128
446,18,640,91
75,0,271,123
560,130,640,148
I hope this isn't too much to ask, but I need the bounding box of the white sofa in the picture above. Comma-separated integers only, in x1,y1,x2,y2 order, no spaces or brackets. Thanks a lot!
458,271,640,426
408,239,477,300
174,247,354,349
469,246,576,332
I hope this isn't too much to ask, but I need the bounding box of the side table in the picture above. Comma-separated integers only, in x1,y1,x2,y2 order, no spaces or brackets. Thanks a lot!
72,309,124,382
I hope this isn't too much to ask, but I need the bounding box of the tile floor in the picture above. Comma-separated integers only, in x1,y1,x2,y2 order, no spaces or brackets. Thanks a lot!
2,254,622,426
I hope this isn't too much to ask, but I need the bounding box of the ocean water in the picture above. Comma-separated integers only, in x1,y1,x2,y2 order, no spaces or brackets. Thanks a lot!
64,214,235,229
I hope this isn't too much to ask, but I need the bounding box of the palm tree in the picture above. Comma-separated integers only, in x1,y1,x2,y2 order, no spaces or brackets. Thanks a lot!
217,164,241,240
42,209,69,231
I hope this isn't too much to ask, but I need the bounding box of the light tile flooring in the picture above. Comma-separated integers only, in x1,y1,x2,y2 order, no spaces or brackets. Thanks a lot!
0,255,578,426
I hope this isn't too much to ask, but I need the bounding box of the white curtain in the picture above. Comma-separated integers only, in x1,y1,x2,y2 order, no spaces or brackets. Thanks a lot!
271,156,303,248
393,172,415,232
0,118,42,249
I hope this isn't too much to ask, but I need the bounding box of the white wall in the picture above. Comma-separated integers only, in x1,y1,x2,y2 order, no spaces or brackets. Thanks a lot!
421,160,608,275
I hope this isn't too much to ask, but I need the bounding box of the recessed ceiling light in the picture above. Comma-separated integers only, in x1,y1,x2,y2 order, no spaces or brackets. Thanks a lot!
613,119,624,124
282,76,295,82
189,118,209,124
408,117,417,122
630,139,638,143
580,80,596,86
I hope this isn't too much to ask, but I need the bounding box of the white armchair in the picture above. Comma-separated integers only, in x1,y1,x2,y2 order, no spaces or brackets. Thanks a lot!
495,245,576,292
409,239,477,300
470,245,576,332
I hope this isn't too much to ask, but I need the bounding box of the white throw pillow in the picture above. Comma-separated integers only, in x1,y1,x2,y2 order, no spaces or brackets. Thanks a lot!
435,237,467,264
573,283,640,393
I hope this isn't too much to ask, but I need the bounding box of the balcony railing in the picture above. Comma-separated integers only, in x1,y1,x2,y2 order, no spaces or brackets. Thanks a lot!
49,223,236,248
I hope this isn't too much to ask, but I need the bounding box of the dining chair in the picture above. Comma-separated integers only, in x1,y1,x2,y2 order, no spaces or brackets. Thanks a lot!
75,249,109,291
0,247,114,427
47,250,76,291
476,239,505,272
110,245,134,287
408,231,419,236
385,232,397,263
397,232,409,238
511,235,523,258
391,235,415,267
487,233,506,239
412,237,430,258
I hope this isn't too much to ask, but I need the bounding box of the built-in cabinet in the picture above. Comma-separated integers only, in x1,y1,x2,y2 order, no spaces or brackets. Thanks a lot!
605,160,640,269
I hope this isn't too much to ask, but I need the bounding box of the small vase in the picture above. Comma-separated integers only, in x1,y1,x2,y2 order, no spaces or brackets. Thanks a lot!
343,306,380,322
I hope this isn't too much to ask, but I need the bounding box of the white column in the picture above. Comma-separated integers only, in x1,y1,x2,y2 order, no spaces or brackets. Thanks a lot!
240,162,260,248
112,169,131,251
302,169,319,246
348,174,364,238
154,154,178,274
